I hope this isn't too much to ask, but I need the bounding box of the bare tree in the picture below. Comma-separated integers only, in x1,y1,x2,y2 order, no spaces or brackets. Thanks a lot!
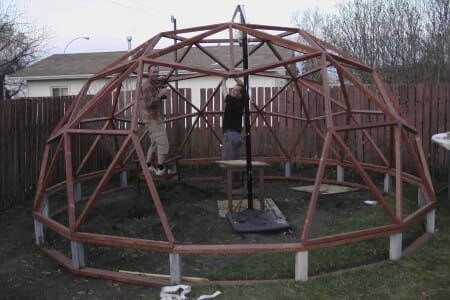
292,7,325,38
291,8,328,82
0,2,47,99
292,0,449,83
422,0,450,82
322,0,424,82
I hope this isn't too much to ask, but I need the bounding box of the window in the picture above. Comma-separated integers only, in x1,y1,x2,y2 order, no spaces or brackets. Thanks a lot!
51,87,69,97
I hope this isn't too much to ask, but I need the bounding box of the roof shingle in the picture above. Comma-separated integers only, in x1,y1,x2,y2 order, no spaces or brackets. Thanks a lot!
10,45,292,79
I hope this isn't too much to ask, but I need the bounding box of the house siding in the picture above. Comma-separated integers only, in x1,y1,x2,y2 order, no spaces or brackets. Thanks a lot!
23,75,285,108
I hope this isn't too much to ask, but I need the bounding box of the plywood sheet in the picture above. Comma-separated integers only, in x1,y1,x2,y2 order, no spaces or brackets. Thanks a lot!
290,184,358,194
216,198,285,219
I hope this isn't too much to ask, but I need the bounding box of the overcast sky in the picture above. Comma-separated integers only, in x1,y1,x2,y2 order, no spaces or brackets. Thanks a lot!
10,0,339,56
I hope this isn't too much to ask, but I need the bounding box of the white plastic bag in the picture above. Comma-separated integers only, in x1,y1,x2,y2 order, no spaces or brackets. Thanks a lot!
160,284,221,300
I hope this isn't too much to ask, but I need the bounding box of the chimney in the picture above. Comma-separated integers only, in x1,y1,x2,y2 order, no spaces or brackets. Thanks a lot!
126,36,132,51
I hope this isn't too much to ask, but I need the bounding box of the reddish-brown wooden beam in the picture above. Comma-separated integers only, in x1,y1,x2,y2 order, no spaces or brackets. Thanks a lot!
267,42,299,82
298,77,348,111
338,73,353,154
394,126,403,220
44,180,66,195
63,133,77,231
300,29,362,65
350,109,385,115
97,34,160,74
74,135,133,231
401,130,436,201
174,242,303,254
142,58,233,78
402,202,436,229
161,23,223,36
258,81,291,112
47,128,65,144
293,82,312,121
33,211,70,238
321,53,334,129
66,128,131,135
288,124,309,158
39,247,169,287
255,110,290,158
111,117,132,124
177,114,201,154
235,52,321,78
264,175,369,190
75,267,169,287
77,116,113,124
48,85,90,139
329,54,373,72
169,87,202,114
147,24,229,61
34,139,64,211
130,60,144,132
72,232,173,251
33,144,51,211
310,122,341,159
234,23,317,54
243,23,299,34
372,71,410,127
301,131,333,241
332,132,399,223
76,122,112,176
178,157,223,165
348,114,390,167
194,43,231,71
304,224,399,249
90,61,135,82
69,62,139,129
114,101,134,119
131,135,175,244
414,134,435,198
76,169,118,182
167,72,209,83
335,120,397,132
326,54,398,122
253,71,291,80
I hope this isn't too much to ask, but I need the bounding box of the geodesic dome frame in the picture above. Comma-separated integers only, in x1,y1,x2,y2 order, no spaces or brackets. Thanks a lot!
32,20,436,286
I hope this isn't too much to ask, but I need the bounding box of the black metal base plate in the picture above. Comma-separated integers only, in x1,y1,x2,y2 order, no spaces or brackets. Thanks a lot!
226,209,290,233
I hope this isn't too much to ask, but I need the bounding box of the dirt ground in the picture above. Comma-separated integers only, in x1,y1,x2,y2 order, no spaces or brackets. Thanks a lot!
0,166,374,299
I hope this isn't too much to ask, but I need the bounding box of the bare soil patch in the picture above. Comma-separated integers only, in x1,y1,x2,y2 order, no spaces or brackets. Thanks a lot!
1,166,373,299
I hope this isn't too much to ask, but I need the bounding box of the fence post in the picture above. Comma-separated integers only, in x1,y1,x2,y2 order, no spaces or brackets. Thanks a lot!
33,195,49,245
295,251,308,281
169,253,182,284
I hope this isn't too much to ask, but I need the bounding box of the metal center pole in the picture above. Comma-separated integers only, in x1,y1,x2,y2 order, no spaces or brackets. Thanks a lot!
238,6,253,209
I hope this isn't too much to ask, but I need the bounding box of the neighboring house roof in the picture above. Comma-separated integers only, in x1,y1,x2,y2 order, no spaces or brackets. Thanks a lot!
9,51,126,80
9,45,293,81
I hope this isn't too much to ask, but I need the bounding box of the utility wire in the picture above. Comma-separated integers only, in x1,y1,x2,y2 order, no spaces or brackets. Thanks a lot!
105,0,167,21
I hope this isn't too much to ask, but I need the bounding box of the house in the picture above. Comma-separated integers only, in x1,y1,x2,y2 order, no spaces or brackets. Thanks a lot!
8,45,294,103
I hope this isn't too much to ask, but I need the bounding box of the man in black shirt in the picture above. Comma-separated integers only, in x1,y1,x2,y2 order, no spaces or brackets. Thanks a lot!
221,78,245,187
221,78,244,159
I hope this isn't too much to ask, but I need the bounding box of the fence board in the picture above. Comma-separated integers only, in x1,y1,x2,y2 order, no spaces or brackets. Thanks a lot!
1,83,450,210
0,101,8,208
423,84,432,160
439,84,446,164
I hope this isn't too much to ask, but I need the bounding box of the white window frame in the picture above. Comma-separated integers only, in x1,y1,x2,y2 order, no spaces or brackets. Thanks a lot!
51,86,69,97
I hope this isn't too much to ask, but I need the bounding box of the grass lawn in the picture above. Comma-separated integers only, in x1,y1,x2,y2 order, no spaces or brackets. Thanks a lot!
142,181,450,299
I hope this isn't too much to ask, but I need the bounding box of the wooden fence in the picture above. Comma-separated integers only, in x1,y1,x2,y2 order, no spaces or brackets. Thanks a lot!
0,83,449,210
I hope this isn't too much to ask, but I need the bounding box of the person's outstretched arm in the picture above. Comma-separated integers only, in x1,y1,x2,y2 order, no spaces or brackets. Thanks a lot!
221,77,228,99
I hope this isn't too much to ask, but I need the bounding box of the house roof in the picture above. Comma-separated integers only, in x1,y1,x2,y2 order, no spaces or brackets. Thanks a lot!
9,51,126,79
10,45,292,80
